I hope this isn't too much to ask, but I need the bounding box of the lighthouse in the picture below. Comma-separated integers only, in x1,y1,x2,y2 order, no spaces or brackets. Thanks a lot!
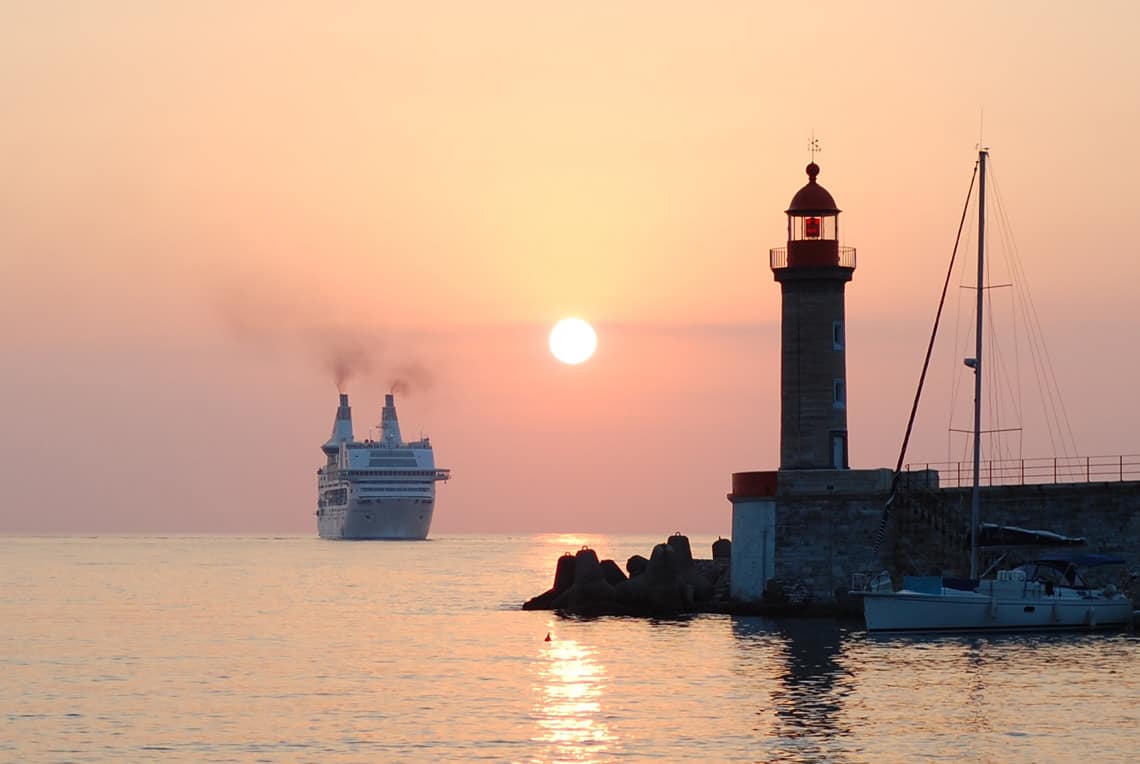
729,158,873,604
728,151,1139,610
770,162,856,470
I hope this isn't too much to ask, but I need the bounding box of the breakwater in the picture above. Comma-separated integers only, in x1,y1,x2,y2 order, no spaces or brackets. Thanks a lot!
522,533,837,617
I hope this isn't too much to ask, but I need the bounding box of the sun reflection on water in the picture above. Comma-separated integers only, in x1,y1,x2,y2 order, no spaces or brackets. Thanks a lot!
531,634,617,762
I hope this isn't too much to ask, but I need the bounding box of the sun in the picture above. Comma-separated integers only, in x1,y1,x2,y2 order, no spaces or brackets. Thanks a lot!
549,318,597,365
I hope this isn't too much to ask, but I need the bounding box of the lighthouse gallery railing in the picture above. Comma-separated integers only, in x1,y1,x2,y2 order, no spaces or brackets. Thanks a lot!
769,246,857,269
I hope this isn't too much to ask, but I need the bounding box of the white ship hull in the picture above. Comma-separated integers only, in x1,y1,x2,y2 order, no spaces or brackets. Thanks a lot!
861,583,1132,633
318,496,434,540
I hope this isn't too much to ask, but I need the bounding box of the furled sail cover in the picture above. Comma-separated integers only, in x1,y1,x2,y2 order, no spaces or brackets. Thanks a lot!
968,523,1086,549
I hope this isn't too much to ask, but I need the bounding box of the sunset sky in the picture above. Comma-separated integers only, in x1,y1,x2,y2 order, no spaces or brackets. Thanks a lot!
2,1,1138,533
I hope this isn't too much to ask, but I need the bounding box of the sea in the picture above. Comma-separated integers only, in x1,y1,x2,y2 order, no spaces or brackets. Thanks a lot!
3,534,1138,764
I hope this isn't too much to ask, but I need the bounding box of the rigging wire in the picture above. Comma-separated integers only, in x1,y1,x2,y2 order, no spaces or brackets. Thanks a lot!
982,269,1020,463
984,209,1001,463
987,286,1023,462
989,162,1046,460
988,159,1080,461
871,161,979,558
994,166,1027,462
948,201,975,465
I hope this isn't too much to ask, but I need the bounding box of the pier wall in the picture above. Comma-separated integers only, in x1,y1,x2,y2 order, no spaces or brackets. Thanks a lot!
754,470,1140,603
891,480,1140,588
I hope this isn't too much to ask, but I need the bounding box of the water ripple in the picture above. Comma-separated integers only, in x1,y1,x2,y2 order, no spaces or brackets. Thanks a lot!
2,535,1138,763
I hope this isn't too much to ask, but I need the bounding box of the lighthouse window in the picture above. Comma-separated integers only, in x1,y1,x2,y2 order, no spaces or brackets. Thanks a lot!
833,379,846,408
804,217,821,238
832,320,845,350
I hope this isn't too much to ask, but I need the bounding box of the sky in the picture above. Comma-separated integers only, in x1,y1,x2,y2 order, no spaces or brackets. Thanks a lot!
2,1,1139,534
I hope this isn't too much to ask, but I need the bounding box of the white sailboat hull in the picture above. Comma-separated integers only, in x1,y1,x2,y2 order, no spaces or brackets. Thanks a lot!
862,582,1132,633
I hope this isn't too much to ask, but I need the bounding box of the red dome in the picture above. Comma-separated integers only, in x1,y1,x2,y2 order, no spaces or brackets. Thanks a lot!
786,162,839,215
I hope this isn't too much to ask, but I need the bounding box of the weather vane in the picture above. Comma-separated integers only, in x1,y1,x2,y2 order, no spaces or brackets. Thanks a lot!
808,131,821,162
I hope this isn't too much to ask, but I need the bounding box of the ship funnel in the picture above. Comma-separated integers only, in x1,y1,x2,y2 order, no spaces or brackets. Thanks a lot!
323,393,354,453
381,393,403,445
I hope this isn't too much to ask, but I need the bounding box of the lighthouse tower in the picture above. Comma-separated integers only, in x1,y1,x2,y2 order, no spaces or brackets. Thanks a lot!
770,162,856,470
729,155,885,606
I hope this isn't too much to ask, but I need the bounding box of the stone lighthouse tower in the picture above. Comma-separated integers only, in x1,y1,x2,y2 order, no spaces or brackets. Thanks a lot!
770,162,856,470
728,156,889,606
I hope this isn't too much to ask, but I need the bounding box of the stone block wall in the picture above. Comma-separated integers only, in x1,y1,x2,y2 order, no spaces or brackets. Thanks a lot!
769,470,1140,603
773,469,890,602
892,481,1140,587
777,274,851,469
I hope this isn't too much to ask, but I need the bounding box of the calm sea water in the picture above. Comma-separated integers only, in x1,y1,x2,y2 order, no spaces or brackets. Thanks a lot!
3,534,1138,764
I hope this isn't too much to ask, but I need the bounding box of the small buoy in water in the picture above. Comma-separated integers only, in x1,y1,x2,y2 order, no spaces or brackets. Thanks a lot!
544,632,551,642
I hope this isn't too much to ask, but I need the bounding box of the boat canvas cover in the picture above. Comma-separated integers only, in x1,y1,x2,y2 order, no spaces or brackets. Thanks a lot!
1028,552,1125,568
969,523,1086,549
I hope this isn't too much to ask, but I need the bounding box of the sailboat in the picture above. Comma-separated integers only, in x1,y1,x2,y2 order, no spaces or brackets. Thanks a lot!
859,149,1133,633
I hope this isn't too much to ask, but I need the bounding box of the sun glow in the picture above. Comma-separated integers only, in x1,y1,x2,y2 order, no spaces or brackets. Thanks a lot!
548,318,597,365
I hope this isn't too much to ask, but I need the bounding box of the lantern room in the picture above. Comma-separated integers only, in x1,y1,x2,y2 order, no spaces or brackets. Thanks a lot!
784,162,842,267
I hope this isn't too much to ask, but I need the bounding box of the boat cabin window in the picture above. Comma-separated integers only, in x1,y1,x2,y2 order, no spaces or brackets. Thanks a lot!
1014,562,1085,588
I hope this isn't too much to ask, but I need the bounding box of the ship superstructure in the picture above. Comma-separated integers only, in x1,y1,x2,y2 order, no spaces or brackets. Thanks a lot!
316,393,449,539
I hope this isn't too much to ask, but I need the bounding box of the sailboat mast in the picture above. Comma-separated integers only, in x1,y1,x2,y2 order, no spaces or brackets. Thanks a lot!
969,149,987,580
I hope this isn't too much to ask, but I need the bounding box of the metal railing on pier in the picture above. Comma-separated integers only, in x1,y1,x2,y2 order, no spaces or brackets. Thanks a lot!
902,455,1140,489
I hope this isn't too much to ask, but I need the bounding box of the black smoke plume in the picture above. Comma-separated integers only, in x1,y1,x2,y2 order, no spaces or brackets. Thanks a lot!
210,276,431,394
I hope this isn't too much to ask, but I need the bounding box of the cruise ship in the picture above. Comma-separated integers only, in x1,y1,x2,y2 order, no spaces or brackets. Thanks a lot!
316,392,450,539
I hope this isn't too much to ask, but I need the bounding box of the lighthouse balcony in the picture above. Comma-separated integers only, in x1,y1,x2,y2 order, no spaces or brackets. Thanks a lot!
770,245,856,270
